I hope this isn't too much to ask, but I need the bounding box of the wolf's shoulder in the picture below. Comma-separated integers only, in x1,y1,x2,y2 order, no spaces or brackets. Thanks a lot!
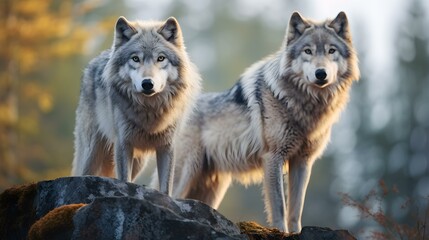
79,50,112,93
86,50,111,70
82,50,111,80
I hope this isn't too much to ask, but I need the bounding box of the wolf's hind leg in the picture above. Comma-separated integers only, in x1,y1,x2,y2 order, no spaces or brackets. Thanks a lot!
172,138,204,198
72,133,111,176
186,171,232,209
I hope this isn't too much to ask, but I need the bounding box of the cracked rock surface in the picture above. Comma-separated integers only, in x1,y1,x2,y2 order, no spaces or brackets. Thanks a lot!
0,176,356,240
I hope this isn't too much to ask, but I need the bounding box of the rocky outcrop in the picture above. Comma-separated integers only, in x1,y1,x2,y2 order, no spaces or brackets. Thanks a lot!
0,177,243,239
29,197,244,240
238,221,356,240
0,182,38,239
0,176,356,240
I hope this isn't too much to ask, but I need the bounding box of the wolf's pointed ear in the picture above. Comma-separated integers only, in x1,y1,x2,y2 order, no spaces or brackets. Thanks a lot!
114,16,137,49
329,12,351,42
286,12,310,45
158,17,183,46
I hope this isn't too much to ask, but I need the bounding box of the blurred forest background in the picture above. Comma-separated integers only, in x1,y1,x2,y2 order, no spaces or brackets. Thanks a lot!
0,0,428,238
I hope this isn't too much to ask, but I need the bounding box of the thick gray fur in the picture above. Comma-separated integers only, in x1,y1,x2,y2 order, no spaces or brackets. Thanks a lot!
72,16,200,195
154,12,360,232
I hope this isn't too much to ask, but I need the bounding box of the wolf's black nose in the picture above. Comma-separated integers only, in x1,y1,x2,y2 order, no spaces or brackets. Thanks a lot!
315,69,327,80
142,79,154,91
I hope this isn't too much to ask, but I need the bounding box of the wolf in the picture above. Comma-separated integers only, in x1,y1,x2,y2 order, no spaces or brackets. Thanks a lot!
157,12,360,232
72,16,200,195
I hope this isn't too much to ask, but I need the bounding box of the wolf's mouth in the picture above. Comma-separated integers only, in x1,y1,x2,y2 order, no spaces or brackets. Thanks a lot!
142,89,156,96
314,79,329,88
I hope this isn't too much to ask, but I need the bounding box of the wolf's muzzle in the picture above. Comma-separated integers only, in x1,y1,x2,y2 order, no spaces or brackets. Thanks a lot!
315,69,328,86
315,69,327,80
142,79,155,95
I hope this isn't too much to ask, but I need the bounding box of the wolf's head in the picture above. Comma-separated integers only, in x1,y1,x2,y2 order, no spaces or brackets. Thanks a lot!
283,12,359,91
105,16,187,98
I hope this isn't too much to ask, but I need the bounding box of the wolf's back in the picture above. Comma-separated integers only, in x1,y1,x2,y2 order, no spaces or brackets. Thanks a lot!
78,50,111,99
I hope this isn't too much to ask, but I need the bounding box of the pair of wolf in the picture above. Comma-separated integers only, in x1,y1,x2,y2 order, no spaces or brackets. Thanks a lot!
72,11,359,233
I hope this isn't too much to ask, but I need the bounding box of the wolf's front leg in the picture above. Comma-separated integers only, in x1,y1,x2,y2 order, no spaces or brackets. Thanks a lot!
114,140,133,182
287,158,313,233
156,145,174,195
263,152,287,232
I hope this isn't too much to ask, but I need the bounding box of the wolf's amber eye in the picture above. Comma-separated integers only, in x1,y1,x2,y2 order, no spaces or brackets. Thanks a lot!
131,56,140,62
328,48,336,54
157,56,165,62
304,49,312,55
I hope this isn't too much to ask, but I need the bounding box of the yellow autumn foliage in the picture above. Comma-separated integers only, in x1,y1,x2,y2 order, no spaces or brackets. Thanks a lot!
0,0,123,189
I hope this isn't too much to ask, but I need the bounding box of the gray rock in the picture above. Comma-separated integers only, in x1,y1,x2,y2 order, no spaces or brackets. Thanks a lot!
34,176,241,238
1,176,357,240
1,176,244,239
300,226,356,240
34,176,152,218
238,221,356,240
72,197,245,240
